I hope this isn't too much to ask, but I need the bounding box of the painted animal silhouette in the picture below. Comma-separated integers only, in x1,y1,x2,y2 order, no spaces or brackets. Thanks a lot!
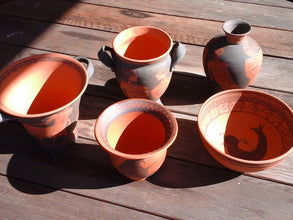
224,123,267,160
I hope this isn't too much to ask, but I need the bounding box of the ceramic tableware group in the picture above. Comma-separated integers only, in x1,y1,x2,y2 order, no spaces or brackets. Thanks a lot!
0,22,292,180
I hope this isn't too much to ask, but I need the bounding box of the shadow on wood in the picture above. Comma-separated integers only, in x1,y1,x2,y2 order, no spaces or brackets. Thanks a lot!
0,122,131,194
0,0,78,69
84,71,216,109
161,71,216,106
5,139,131,194
168,118,223,168
2,99,239,193
147,117,241,188
147,157,241,188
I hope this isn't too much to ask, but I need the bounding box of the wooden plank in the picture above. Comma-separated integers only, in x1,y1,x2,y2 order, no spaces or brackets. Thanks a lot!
0,21,293,95
0,42,291,185
78,90,293,187
66,0,293,30
0,1,292,219
1,44,293,116
77,94,293,185
0,1,293,59
0,0,15,6
0,43,293,117
0,12,292,186
79,91,293,186
226,0,293,8
1,89,291,186
0,176,165,220
79,95,293,187
0,127,292,219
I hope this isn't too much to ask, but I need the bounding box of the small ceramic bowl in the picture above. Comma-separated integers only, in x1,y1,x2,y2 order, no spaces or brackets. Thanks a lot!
198,89,293,172
94,99,178,180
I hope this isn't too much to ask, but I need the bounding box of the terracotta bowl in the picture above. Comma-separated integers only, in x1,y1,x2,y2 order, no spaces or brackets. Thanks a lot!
198,89,293,172
94,99,178,180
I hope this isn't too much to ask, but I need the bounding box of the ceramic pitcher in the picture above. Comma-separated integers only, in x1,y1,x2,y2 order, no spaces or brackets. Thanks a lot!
98,26,186,101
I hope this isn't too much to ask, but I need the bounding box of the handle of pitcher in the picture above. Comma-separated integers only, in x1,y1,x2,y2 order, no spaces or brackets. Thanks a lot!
98,46,115,72
74,56,95,79
0,112,13,123
170,42,186,71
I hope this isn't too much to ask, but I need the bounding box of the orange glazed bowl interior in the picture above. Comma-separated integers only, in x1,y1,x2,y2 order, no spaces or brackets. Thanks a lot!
198,89,293,172
113,26,172,62
0,53,87,117
94,98,178,180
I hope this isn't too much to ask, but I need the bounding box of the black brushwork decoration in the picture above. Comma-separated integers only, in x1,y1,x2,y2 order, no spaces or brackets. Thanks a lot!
224,123,267,160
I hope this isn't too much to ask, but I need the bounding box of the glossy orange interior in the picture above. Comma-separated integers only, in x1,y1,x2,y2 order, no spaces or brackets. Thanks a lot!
204,112,287,160
0,57,86,115
114,27,172,60
199,91,293,161
107,112,166,154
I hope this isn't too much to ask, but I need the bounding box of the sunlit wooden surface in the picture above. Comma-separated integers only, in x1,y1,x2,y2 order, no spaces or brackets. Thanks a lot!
0,0,292,219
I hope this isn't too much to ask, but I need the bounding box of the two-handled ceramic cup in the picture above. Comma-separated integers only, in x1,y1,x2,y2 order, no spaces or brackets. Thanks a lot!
0,53,94,151
98,26,186,101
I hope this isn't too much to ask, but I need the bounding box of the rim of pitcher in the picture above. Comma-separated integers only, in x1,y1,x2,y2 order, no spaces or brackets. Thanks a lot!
112,26,173,63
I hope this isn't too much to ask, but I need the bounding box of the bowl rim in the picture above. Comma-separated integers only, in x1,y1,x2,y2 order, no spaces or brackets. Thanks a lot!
94,98,178,159
198,89,293,165
0,53,89,118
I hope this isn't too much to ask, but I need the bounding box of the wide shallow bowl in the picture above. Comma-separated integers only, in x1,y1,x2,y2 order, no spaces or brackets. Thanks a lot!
198,89,293,172
94,99,178,180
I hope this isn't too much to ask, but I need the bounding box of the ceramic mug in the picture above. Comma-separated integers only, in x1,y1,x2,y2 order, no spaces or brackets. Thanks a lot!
98,26,186,101
0,53,94,151
94,99,178,180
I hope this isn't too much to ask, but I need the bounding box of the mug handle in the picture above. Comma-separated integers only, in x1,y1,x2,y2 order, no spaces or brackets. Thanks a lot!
74,56,95,79
0,112,13,123
170,42,186,71
98,46,115,72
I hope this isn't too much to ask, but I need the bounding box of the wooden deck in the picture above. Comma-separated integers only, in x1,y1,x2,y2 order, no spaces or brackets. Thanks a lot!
0,0,292,219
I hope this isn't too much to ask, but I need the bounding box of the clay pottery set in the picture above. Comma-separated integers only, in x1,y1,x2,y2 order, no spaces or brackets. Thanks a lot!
0,53,94,151
203,19,263,90
198,89,293,172
98,26,186,101
94,99,178,181
0,23,292,180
